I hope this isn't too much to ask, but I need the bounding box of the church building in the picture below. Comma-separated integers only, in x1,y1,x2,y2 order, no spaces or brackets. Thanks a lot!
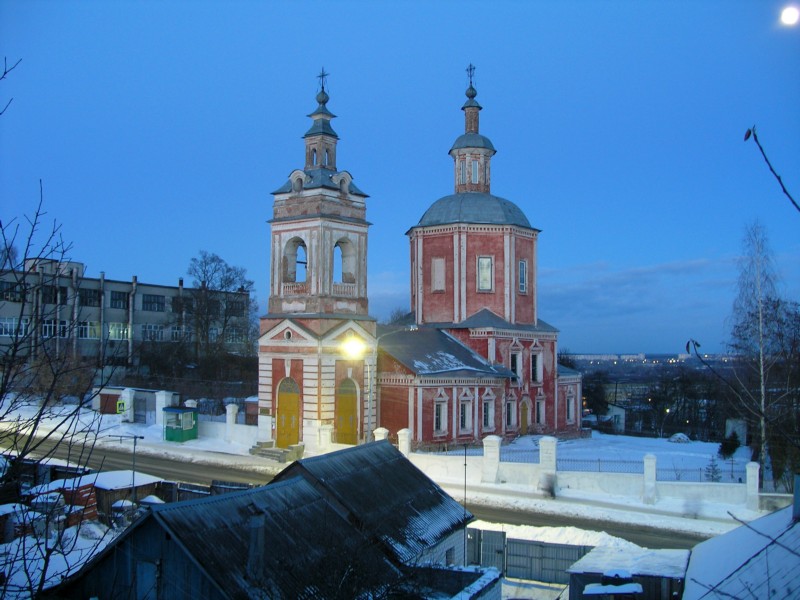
376,69,582,445
258,69,581,452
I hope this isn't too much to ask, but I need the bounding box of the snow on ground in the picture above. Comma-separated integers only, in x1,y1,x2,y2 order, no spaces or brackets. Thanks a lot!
3,404,769,538
471,520,640,551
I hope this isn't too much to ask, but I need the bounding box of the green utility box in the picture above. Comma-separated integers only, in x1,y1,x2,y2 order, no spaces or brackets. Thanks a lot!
163,407,198,442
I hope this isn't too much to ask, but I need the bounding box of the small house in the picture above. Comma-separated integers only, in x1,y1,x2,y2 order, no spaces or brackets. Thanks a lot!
163,406,199,442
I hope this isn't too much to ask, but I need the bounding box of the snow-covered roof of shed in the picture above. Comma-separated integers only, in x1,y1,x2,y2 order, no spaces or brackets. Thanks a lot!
682,505,800,600
272,441,474,564
379,326,512,379
567,546,689,580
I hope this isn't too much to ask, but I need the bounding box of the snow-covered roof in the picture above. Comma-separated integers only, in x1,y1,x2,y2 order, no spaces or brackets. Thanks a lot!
682,505,800,599
28,470,162,495
584,582,643,595
567,546,689,579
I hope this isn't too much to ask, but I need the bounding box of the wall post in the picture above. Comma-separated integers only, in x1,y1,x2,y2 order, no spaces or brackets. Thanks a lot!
643,454,657,505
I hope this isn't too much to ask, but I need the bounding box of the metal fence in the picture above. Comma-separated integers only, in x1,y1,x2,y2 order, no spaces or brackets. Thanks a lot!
500,447,540,463
656,467,747,482
467,527,591,584
556,458,644,474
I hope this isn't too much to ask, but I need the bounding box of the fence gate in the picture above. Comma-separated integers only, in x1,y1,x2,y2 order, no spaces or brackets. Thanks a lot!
479,529,506,574
506,539,591,584
466,528,482,566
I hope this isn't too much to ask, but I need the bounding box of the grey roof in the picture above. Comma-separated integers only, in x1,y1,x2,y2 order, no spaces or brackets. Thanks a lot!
150,478,400,599
412,192,535,229
378,327,513,379
450,132,495,152
682,505,800,600
434,308,559,334
557,364,582,377
272,168,367,196
303,118,338,138
273,441,474,564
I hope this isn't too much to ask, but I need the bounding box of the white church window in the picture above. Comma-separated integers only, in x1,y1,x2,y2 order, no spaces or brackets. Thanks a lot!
531,352,542,383
471,160,479,184
434,401,447,434
460,160,466,184
518,260,527,293
477,256,493,291
431,257,445,292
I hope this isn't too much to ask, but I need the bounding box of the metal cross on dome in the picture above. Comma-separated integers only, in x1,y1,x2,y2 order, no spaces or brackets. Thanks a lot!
466,63,476,86
317,67,329,91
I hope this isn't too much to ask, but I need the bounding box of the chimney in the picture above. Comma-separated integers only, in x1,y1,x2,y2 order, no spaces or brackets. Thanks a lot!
247,513,266,584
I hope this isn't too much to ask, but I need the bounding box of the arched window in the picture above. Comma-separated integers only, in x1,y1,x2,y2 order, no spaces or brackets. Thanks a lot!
333,238,356,284
283,238,308,283
312,149,317,166
324,149,330,166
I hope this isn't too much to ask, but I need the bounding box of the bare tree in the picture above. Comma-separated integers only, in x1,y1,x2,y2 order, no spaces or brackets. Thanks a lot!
1,56,22,116
1,196,115,597
185,251,255,378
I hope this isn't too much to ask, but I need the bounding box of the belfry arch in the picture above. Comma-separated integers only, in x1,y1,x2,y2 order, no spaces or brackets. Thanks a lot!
283,237,308,283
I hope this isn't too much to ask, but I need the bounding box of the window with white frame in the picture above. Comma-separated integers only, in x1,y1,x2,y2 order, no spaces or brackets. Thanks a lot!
171,325,192,342
566,389,576,422
518,260,527,293
142,294,166,312
110,290,129,309
431,257,445,292
78,288,100,307
510,351,522,379
42,319,67,338
226,327,243,344
108,322,129,340
141,323,164,341
471,159,479,184
505,399,516,428
482,391,495,430
531,352,542,383
460,160,466,184
477,256,493,291
535,396,545,425
459,389,473,433
78,321,100,339
434,401,447,434
0,317,26,336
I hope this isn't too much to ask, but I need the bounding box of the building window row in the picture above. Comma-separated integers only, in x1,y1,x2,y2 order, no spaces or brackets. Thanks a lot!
142,294,166,312
0,317,28,337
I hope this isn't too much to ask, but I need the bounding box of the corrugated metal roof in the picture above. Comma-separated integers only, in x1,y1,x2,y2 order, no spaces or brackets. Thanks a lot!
412,192,535,229
378,327,510,378
150,477,400,599
273,441,474,564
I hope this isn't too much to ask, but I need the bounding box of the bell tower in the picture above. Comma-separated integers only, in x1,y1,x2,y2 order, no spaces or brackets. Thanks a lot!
258,70,377,454
267,69,370,316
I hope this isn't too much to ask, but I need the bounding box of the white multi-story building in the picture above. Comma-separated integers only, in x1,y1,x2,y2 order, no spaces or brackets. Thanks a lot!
0,259,250,369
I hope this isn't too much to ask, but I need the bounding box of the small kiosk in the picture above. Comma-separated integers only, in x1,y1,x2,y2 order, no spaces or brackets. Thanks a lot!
162,406,198,442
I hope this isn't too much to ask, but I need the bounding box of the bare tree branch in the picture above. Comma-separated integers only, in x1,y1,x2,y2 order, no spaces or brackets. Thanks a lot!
745,126,800,215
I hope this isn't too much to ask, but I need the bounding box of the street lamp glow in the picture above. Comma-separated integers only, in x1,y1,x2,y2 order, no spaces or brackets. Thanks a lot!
781,5,799,25
341,336,366,359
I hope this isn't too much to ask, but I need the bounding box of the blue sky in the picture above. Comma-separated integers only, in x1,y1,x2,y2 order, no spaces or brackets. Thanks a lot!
2,1,798,354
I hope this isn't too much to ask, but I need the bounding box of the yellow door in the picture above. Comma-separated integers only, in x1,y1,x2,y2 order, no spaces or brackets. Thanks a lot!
276,378,300,448
520,402,529,435
336,379,358,445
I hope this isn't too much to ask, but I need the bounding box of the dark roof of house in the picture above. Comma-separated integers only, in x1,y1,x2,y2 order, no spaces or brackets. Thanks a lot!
272,441,474,564
411,192,536,230
430,308,559,334
378,327,513,379
149,477,400,599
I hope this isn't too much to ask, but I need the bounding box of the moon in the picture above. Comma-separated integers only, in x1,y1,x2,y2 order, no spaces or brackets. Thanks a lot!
781,5,800,25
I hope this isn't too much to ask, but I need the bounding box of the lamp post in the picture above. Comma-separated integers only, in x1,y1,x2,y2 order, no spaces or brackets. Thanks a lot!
107,434,145,504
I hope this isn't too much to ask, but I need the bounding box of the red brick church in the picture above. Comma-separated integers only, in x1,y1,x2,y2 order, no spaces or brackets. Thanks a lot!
258,69,581,452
